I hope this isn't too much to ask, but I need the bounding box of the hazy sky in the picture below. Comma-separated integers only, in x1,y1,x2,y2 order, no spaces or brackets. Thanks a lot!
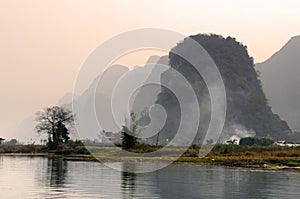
1,0,300,139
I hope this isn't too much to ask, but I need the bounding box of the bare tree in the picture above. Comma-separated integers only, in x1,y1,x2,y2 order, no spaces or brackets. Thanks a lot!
35,106,74,149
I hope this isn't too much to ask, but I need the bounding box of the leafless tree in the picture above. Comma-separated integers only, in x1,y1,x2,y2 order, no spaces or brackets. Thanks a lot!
35,106,74,149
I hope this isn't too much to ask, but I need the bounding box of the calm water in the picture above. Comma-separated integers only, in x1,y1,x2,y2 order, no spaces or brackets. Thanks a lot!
1,155,300,198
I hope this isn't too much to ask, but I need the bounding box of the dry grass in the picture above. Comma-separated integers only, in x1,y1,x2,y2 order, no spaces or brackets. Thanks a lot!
2,144,300,168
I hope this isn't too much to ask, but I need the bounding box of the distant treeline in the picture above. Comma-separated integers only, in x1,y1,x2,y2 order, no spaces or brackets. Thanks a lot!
0,139,20,146
239,137,274,146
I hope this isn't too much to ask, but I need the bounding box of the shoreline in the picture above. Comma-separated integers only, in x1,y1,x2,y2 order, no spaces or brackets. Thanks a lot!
2,144,300,172
1,152,300,172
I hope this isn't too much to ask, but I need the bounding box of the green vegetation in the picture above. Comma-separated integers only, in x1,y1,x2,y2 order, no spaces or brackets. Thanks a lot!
178,145,300,169
0,140,89,154
239,137,274,146
121,112,139,150
2,143,300,170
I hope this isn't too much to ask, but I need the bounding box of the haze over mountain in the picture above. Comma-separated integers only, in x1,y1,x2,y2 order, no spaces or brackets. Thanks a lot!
9,55,168,142
10,34,297,144
155,34,291,143
10,93,78,144
68,55,170,140
256,35,300,131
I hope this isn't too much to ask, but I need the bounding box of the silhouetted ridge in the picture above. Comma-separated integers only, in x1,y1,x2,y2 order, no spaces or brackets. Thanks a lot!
256,35,300,138
156,34,291,143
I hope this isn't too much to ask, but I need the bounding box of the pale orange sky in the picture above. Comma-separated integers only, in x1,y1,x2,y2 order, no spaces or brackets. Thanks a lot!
1,0,300,140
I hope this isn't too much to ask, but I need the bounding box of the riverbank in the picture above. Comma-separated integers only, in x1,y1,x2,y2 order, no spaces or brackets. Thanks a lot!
1,144,300,171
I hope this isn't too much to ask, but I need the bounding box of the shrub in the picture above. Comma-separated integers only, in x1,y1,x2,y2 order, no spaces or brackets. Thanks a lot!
239,137,274,146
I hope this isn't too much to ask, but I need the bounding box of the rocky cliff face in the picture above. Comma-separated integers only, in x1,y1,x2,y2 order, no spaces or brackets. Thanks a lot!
155,34,291,143
256,35,300,132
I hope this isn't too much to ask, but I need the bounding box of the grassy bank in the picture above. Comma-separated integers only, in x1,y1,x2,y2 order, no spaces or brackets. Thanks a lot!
1,144,300,170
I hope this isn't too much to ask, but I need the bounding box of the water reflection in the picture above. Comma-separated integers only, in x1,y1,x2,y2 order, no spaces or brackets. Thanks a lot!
0,155,3,167
121,163,137,198
47,158,68,186
121,171,136,189
1,156,300,198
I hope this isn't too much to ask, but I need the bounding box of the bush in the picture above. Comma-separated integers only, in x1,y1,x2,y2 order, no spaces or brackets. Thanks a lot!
239,137,274,146
75,146,90,155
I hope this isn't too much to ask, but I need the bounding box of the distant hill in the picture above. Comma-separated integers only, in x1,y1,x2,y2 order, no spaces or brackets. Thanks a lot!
72,64,129,139
155,34,291,143
256,36,300,132
58,92,79,107
11,56,168,142
11,92,79,143
13,35,296,143
132,55,169,113
72,56,169,140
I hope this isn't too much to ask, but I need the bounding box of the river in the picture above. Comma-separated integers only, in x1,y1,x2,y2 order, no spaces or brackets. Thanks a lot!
0,155,300,198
